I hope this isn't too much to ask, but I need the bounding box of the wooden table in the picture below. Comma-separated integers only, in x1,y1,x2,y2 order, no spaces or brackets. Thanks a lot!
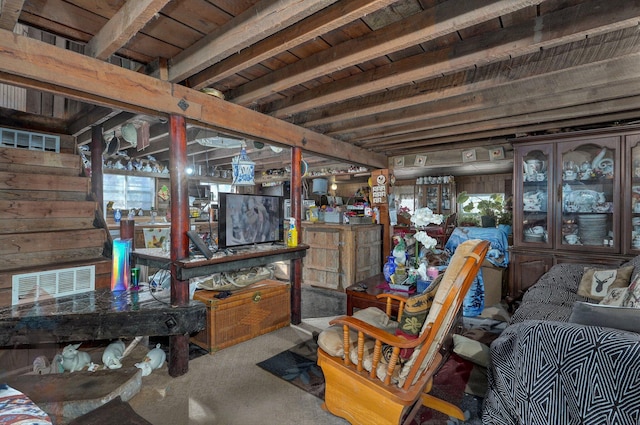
133,243,309,324
345,273,410,316
0,288,206,346
133,244,308,280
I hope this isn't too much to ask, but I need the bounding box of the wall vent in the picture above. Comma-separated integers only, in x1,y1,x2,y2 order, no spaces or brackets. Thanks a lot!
0,127,60,152
12,265,95,305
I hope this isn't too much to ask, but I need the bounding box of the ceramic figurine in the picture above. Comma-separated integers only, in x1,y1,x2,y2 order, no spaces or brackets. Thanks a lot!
60,343,91,372
135,344,166,376
102,340,126,370
392,235,407,266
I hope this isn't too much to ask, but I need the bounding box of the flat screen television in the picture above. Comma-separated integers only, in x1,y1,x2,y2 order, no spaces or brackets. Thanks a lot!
218,193,284,249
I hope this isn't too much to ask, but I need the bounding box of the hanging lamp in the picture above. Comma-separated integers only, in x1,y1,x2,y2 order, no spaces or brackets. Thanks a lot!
231,142,255,186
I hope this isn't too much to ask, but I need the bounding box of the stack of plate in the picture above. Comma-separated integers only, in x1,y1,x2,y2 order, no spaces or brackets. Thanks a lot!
578,214,608,245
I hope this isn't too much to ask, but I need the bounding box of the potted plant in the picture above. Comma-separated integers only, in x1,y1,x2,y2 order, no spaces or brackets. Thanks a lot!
458,192,505,228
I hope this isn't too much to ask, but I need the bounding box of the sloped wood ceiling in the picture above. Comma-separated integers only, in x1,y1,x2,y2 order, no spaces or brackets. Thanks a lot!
0,0,639,178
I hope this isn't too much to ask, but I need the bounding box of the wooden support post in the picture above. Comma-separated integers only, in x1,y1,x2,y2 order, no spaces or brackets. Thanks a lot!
90,125,103,206
168,114,190,377
290,147,302,324
371,169,391,261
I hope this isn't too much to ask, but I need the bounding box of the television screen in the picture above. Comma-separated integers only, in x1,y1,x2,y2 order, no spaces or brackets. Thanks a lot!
218,193,284,248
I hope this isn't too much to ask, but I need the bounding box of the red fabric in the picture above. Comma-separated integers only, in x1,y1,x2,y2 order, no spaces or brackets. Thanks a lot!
394,329,419,359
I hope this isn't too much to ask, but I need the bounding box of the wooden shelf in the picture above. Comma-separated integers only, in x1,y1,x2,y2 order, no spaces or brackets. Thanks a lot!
104,168,169,178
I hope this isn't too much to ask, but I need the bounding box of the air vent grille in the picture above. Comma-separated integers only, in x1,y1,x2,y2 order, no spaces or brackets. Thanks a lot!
12,265,95,305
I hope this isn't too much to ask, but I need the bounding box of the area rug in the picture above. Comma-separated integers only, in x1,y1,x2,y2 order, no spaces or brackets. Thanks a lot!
257,331,495,425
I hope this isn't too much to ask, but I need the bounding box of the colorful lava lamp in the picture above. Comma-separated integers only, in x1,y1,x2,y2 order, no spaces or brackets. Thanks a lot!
111,238,131,292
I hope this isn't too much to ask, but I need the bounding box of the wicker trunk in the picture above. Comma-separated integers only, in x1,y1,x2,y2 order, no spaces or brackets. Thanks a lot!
191,279,290,352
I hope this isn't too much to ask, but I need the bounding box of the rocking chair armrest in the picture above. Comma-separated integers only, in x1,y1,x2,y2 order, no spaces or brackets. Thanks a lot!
375,293,408,303
329,316,422,349
375,293,408,318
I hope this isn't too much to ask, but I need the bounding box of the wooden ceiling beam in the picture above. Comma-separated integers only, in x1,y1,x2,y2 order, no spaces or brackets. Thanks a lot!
333,51,640,140
168,0,340,83
343,78,640,142
268,0,640,120
0,0,24,31
85,0,170,60
0,29,387,169
360,96,640,152
385,107,640,156
228,0,540,105
187,0,397,89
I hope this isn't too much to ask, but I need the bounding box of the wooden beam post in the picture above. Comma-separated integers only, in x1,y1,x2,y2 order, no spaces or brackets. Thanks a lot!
290,147,302,324
90,125,103,207
370,169,391,262
168,114,190,377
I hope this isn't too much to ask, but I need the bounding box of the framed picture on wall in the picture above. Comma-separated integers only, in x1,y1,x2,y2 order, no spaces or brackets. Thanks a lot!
489,147,505,160
414,155,427,166
462,149,476,163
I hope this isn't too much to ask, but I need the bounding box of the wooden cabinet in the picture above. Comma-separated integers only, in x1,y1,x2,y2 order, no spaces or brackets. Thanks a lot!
301,223,382,290
416,182,455,215
510,126,640,298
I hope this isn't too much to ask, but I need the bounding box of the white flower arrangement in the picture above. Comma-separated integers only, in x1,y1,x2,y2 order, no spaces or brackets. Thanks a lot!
412,230,438,273
413,230,438,251
410,207,444,228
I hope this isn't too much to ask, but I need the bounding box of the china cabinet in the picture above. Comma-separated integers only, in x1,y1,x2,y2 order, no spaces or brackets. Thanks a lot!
416,181,456,215
510,126,640,301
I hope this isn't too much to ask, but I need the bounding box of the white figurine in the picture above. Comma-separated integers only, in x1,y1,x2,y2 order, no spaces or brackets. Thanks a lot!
60,343,91,372
102,340,126,370
135,344,166,376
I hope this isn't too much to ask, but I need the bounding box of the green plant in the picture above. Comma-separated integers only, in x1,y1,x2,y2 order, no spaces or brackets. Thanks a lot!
458,213,479,227
458,192,506,219
477,195,504,217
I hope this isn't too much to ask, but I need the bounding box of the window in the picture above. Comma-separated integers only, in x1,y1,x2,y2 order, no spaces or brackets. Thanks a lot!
459,193,505,218
103,174,155,213
393,185,417,215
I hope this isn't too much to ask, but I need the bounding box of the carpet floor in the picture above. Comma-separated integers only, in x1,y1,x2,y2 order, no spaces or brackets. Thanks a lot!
128,325,352,425
126,311,505,424
257,332,488,425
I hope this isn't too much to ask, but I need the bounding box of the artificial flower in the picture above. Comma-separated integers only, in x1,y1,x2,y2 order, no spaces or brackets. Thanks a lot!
410,207,444,227
413,230,438,268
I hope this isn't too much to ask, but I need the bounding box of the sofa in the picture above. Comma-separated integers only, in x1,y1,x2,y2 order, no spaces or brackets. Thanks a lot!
482,256,640,424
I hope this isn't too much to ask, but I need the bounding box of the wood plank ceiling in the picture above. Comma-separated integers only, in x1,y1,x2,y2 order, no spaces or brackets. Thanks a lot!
0,0,639,180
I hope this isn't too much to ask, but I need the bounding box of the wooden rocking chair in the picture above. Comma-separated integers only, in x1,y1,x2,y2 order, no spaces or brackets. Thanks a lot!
317,239,489,425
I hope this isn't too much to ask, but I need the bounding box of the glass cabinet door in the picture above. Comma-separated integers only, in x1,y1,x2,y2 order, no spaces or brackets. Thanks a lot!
424,185,439,211
626,133,640,253
516,144,552,248
557,137,619,251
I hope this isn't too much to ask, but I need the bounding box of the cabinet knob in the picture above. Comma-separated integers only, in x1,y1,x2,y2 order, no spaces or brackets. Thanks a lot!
252,292,262,303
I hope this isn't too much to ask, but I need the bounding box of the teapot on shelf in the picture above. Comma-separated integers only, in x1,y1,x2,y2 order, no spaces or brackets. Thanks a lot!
523,159,547,181
563,160,579,180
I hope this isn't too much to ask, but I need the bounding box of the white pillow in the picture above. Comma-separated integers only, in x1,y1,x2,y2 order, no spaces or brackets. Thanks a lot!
452,334,490,368
317,307,397,358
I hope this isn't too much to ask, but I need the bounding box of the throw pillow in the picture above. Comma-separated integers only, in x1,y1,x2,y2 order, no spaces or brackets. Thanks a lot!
600,287,627,306
452,334,490,368
623,273,640,307
393,274,442,359
569,301,640,333
577,266,634,300
396,276,441,337
317,307,398,358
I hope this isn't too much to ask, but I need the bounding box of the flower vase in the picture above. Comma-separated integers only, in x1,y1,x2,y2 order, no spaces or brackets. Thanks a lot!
383,256,396,283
